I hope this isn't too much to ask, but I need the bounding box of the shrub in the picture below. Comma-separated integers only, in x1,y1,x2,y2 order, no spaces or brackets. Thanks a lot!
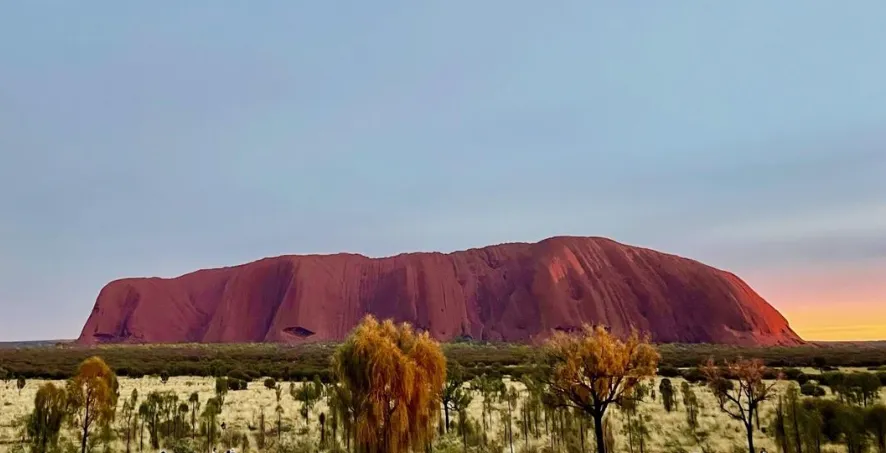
681,368,706,384
782,368,804,381
658,366,681,378
171,439,198,453
264,377,277,390
228,369,251,382
227,378,248,391
800,382,826,397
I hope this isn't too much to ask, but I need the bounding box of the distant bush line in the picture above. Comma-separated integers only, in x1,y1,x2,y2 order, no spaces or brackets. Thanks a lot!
1,341,886,380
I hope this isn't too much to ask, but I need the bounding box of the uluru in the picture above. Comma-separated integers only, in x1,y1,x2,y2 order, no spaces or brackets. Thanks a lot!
76,236,802,346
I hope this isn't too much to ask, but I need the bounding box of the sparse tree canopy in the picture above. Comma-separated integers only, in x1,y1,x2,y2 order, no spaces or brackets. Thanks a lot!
27,382,68,453
333,315,447,453
542,325,659,453
442,361,472,433
67,356,119,453
702,358,780,453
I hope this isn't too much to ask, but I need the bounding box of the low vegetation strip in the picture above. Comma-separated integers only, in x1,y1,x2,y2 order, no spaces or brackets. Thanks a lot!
1,341,886,380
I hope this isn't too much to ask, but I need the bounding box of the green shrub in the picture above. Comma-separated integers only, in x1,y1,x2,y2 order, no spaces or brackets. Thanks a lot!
658,366,681,377
228,369,251,382
800,382,826,397
227,378,248,391
782,367,804,380
681,368,706,383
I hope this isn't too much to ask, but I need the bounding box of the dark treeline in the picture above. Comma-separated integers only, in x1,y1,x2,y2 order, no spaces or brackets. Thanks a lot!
2,341,886,380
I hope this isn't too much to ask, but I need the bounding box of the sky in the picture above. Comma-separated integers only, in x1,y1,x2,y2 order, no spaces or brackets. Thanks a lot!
1,2,884,342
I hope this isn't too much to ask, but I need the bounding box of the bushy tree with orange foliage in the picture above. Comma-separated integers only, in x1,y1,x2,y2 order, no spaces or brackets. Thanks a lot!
67,356,119,453
333,315,447,453
542,325,659,453
701,358,780,453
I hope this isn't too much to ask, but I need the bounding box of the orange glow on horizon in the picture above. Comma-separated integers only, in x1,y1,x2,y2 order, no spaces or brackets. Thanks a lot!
742,263,886,342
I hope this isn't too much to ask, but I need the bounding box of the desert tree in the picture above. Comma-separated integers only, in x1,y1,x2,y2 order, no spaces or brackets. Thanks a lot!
214,377,229,407
27,382,68,453
319,412,327,447
274,404,284,444
264,377,277,390
471,374,504,433
519,374,544,440
702,358,780,453
839,404,869,453
812,356,827,373
291,377,322,429
257,406,266,450
137,401,149,451
271,382,283,443
67,356,119,453
867,405,886,453
161,391,179,441
501,386,518,453
201,397,222,450
442,362,471,433
542,325,659,453
17,376,26,394
188,391,200,439
681,381,700,431
120,388,139,453
619,381,652,453
141,392,162,449
177,402,189,440
333,315,447,453
659,379,675,413
331,381,357,452
454,390,474,453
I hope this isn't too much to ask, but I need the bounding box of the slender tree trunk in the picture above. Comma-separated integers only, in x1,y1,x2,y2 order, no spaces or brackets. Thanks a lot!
444,404,450,433
593,412,605,453
321,419,326,446
507,399,515,453
125,418,132,453
80,408,90,453
791,398,802,453
746,421,755,453
332,413,338,448
579,415,586,453
523,407,529,449
462,417,468,453
639,416,646,453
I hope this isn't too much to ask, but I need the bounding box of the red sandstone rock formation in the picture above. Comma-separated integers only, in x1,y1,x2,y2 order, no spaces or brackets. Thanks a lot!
76,236,802,345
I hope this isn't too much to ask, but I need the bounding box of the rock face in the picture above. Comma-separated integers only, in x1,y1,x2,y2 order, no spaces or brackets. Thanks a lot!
77,236,802,346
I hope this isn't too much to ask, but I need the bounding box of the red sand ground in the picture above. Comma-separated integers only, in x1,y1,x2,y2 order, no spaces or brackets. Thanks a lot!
77,236,802,346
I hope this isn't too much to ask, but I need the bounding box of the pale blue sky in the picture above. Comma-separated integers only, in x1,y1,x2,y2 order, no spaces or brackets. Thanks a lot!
1,2,885,341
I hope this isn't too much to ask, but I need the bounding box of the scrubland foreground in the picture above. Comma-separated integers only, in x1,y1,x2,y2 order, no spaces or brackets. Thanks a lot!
2,319,886,453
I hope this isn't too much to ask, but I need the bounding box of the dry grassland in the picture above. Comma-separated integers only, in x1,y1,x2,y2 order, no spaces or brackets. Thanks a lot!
0,370,881,452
